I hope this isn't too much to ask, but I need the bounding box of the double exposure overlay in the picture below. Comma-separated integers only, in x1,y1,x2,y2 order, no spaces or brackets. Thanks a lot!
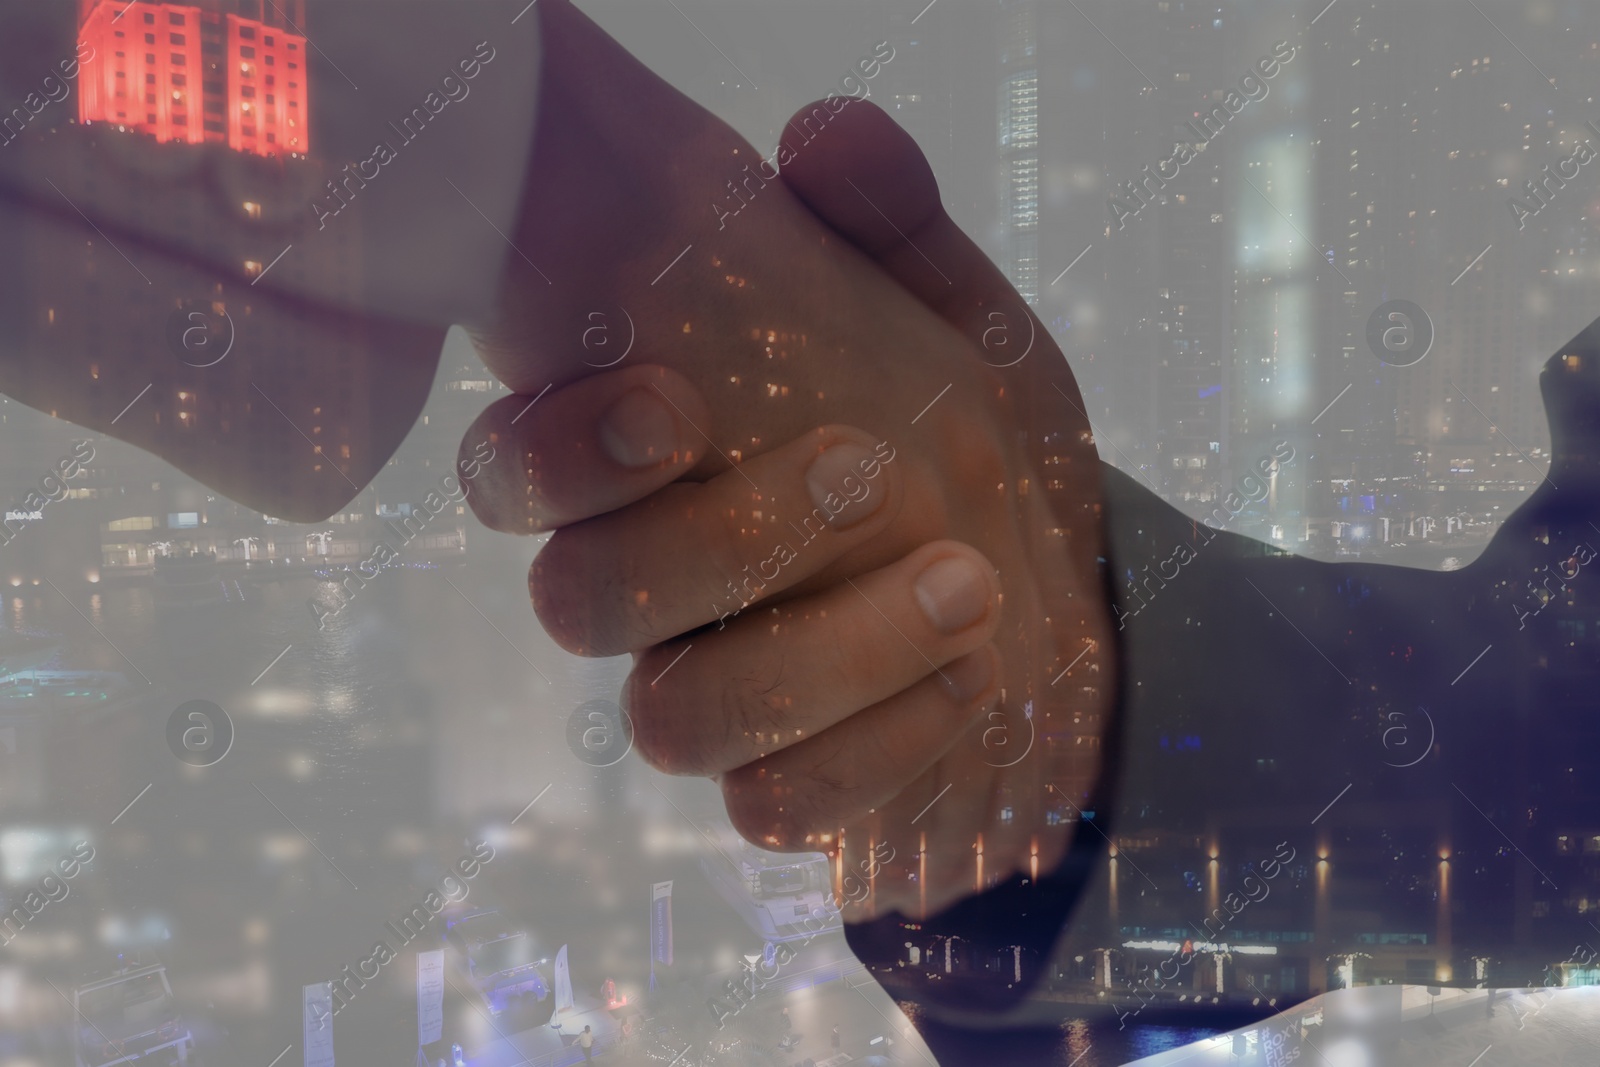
0,2,1597,1066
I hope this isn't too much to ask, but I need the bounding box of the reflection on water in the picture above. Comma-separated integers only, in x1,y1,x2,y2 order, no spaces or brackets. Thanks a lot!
1116,1022,1222,1060
2,561,1235,1065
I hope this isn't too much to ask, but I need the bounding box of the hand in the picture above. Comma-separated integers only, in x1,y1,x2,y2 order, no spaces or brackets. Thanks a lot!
464,0,1115,919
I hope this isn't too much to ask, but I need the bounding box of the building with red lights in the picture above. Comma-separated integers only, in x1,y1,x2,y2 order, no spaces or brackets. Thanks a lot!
77,0,309,157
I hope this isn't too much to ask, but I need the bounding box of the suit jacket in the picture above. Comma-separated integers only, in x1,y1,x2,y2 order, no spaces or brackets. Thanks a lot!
845,326,1600,1041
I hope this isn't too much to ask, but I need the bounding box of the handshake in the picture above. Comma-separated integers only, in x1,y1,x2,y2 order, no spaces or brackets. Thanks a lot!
450,0,1118,928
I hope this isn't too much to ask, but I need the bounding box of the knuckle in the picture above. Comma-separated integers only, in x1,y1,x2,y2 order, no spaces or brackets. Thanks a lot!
722,739,871,852
528,533,620,655
625,660,719,776
721,778,789,850
720,765,831,852
727,657,803,749
530,529,659,657
528,542,589,655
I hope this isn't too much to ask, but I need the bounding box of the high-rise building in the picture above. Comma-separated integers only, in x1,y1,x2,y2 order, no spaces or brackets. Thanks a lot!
78,0,310,157
0,0,410,526
995,0,1041,306
1304,3,1589,560
874,2,957,195
1147,4,1234,508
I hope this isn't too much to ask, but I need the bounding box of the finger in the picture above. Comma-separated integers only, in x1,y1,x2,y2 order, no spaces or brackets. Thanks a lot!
717,644,1000,852
459,364,708,534
531,424,912,656
626,541,1001,776
777,100,1049,359
779,99,1104,560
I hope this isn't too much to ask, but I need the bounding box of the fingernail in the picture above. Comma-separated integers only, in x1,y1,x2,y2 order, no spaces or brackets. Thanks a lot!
914,555,992,634
941,647,995,704
804,443,885,529
600,389,679,468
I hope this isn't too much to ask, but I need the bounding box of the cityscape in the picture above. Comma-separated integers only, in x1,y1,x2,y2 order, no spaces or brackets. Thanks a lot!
0,1,1597,1065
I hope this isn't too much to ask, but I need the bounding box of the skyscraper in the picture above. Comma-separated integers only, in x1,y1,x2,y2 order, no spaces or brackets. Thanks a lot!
78,0,310,157
1147,3,1235,509
996,0,1041,306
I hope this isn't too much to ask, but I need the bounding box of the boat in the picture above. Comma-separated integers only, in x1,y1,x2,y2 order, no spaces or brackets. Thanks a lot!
0,668,133,716
442,908,553,1020
151,554,228,610
695,822,840,944
71,958,195,1067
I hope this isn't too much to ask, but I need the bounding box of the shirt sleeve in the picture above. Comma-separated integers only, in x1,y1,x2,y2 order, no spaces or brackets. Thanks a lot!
0,0,541,520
